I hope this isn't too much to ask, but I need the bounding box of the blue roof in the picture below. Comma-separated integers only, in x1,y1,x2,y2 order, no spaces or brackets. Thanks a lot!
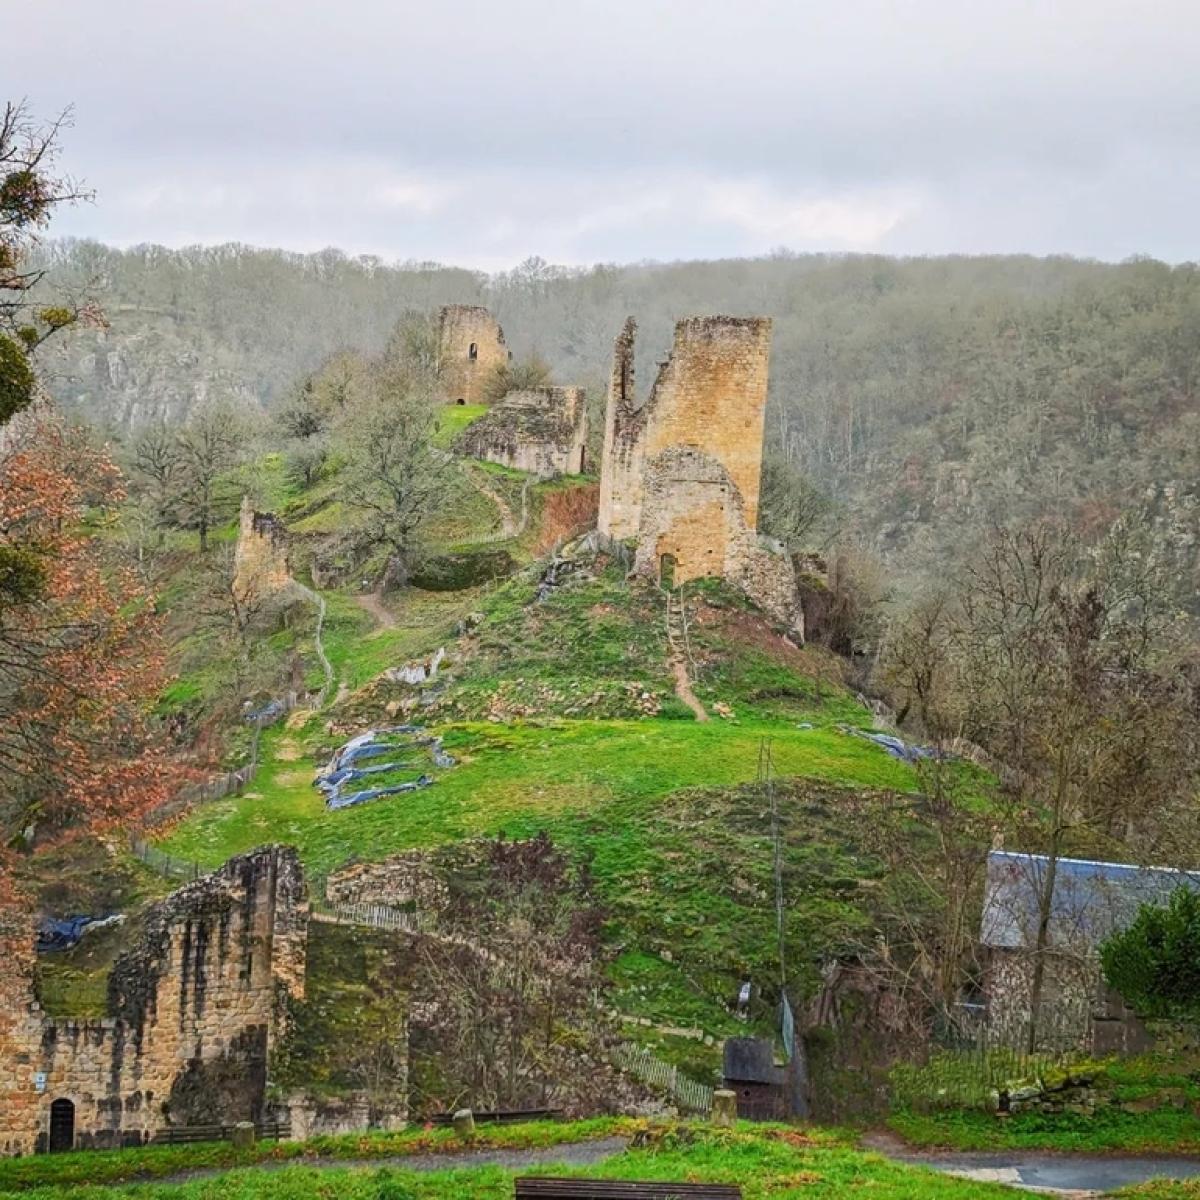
981,850,1200,951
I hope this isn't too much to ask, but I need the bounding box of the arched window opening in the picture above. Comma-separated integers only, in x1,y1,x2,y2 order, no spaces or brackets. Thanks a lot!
468,342,478,361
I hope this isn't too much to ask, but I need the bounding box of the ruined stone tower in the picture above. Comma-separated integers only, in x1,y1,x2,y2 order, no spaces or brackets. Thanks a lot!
233,496,291,604
0,847,308,1156
597,316,800,631
435,305,510,406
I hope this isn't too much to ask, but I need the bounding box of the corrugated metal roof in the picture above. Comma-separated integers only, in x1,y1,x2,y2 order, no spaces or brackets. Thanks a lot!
980,850,1200,951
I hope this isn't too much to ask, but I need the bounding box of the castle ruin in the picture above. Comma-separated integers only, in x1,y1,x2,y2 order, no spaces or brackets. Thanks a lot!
598,316,801,630
232,497,292,604
0,847,308,1155
456,386,588,478
436,305,510,406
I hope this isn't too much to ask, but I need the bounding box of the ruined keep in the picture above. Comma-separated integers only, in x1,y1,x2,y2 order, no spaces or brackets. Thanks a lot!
0,847,308,1155
233,496,292,603
597,316,801,630
456,386,588,477
436,305,510,406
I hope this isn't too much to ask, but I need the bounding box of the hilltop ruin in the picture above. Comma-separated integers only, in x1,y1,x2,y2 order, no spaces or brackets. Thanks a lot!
435,305,510,406
598,316,801,631
457,385,588,478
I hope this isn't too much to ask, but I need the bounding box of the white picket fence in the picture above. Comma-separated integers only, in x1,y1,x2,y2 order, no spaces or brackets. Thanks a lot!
614,1042,714,1114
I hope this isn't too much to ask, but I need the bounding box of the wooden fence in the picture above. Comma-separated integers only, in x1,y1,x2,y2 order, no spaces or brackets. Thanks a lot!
129,839,209,883
613,1043,714,1115
150,1120,291,1145
312,900,423,934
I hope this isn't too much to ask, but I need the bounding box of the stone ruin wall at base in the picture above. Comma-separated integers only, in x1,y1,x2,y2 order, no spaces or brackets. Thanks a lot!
436,305,510,406
0,847,308,1156
597,315,801,632
457,386,588,477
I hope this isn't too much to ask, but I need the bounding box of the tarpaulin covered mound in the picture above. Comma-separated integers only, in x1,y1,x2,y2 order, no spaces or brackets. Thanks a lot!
316,725,455,810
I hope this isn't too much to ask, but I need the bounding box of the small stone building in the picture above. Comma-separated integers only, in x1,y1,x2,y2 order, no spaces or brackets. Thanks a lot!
597,316,801,631
722,1037,789,1121
436,305,510,406
980,849,1199,1053
0,847,308,1155
233,497,291,603
456,386,588,478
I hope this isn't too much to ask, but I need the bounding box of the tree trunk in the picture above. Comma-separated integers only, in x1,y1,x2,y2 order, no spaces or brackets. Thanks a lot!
1026,834,1061,1053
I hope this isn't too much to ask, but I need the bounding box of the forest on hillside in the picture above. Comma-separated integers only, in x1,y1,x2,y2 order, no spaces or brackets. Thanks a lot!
33,241,1200,593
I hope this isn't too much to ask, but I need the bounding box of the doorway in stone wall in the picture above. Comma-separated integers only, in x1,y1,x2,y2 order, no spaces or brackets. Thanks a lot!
659,553,676,589
48,1098,75,1153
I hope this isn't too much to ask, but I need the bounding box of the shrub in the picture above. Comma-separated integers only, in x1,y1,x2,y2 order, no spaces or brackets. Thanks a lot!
1101,886,1200,1020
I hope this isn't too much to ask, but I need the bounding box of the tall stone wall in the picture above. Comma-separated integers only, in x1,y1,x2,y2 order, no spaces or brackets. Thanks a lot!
233,497,292,603
0,847,308,1156
456,386,588,477
436,305,510,406
597,315,801,630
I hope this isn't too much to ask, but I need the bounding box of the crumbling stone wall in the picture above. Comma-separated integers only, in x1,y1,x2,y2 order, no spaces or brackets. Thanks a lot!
436,305,510,406
0,847,308,1156
233,496,292,603
597,316,801,630
457,386,588,477
326,854,449,916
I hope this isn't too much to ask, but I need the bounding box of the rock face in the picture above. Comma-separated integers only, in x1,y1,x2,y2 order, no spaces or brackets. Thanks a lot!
233,496,292,603
436,305,510,407
597,316,801,632
457,386,588,477
0,847,308,1156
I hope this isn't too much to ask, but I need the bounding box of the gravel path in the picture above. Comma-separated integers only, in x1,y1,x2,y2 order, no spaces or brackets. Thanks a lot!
865,1132,1200,1194
161,1136,629,1185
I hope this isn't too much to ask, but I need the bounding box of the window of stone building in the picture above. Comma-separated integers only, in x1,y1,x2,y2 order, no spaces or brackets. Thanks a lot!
468,343,478,361
456,398,465,405
48,1098,75,1153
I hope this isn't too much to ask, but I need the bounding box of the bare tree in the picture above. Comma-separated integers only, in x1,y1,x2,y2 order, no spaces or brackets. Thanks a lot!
174,399,249,551
884,519,1200,1049
340,364,451,589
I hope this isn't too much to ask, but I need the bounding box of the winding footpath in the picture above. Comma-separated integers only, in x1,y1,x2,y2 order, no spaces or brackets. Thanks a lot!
157,1136,628,1186
290,580,335,706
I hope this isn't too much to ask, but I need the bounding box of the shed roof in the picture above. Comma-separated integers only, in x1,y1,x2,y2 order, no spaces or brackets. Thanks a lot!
980,849,1200,952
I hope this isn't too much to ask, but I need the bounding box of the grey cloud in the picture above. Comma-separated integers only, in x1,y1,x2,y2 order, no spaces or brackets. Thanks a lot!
10,0,1200,264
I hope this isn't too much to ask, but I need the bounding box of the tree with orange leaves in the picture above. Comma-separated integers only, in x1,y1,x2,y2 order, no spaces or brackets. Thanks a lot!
0,410,177,845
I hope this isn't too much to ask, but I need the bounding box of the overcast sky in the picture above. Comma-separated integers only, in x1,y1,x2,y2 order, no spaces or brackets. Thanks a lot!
13,0,1200,269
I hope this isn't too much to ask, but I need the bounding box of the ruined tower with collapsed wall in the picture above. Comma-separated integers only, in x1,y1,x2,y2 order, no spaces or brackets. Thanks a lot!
598,316,801,631
0,848,308,1156
232,496,292,604
456,386,589,478
435,305,510,406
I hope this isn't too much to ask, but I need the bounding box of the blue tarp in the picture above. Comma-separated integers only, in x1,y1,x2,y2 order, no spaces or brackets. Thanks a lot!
317,726,455,810
855,730,943,762
37,916,100,953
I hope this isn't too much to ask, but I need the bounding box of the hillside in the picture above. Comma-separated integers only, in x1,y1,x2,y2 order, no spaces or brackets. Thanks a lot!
33,243,1200,597
29,403,960,1106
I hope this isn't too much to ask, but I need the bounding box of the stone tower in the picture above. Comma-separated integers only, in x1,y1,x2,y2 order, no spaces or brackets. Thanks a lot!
436,305,510,406
233,496,291,603
597,315,800,631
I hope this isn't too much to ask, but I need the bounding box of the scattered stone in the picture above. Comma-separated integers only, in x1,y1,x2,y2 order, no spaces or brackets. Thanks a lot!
711,1089,738,1128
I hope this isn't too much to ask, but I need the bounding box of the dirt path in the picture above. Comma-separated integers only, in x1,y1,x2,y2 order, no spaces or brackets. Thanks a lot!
355,589,397,629
158,1136,628,1185
665,590,708,721
467,465,530,539
671,658,709,722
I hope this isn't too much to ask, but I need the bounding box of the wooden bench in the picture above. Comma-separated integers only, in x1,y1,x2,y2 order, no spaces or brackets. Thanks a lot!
514,1182,741,1199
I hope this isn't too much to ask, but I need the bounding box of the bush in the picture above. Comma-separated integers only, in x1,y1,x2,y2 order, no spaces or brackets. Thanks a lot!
1101,886,1200,1020
409,548,517,592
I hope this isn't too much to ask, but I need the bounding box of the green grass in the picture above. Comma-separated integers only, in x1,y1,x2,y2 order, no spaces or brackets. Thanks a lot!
0,1122,1020,1199
890,1106,1200,1155
432,404,489,449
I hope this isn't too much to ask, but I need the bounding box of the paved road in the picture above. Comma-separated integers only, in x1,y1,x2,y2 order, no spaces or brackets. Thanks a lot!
869,1136,1200,1194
